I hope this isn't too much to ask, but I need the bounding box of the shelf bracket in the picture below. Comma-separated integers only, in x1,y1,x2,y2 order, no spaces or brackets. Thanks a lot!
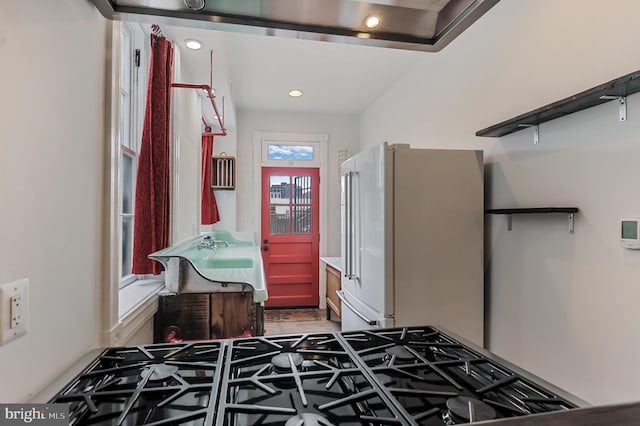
568,213,575,234
487,207,579,234
505,212,574,233
517,124,539,144
599,95,627,122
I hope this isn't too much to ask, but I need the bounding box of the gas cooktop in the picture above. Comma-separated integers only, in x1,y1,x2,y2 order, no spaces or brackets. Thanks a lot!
50,326,584,425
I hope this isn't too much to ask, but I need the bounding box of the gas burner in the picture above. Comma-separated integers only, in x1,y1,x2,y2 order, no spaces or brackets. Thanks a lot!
384,345,415,362
271,352,304,371
141,363,179,381
285,413,335,426
443,396,497,424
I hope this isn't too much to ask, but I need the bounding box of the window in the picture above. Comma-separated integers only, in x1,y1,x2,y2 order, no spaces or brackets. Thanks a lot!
261,140,321,167
103,22,163,347
118,23,147,288
267,144,314,161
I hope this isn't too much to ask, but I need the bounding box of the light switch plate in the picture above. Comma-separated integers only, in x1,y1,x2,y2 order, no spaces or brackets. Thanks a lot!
0,278,28,346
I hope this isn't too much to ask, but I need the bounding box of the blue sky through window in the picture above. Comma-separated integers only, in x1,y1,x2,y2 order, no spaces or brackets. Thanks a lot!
268,144,313,160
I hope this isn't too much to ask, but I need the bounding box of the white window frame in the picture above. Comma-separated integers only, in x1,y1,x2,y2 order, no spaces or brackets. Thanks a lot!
103,21,162,347
118,22,140,289
118,22,149,288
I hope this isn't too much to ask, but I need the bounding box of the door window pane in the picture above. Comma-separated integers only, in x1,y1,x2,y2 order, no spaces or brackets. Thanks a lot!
270,205,290,235
269,176,290,201
293,175,312,204
293,206,312,234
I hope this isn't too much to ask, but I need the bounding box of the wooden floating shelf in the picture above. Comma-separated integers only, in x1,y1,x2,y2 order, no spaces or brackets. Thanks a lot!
486,207,579,234
476,69,640,138
486,207,579,214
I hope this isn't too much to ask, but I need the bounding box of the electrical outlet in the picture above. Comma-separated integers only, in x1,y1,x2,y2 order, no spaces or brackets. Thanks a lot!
0,278,28,346
10,295,22,328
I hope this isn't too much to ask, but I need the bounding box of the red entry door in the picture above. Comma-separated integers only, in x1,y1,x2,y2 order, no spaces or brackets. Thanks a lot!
261,167,320,308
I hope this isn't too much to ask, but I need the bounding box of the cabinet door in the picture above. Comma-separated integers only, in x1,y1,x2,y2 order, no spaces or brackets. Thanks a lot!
154,294,210,342
210,293,255,338
326,265,341,318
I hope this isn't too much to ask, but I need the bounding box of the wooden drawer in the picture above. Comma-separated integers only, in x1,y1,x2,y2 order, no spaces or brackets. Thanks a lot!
325,264,341,320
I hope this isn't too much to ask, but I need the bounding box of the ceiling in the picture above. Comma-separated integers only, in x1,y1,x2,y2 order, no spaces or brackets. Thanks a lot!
164,25,426,115
90,0,500,119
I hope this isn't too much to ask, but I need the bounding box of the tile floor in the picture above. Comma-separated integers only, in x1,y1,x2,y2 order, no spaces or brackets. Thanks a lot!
264,309,341,335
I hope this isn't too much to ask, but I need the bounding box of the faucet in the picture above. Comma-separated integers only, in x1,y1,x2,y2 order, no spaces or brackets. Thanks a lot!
198,236,216,251
198,236,229,252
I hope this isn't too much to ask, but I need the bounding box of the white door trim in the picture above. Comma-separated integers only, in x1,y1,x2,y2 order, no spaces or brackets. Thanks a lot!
252,131,329,308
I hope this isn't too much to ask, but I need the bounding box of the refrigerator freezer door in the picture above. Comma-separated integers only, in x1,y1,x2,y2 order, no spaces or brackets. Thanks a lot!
344,143,394,316
338,288,393,331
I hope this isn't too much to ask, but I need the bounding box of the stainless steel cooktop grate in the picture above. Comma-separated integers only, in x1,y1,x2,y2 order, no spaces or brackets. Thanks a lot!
50,326,582,425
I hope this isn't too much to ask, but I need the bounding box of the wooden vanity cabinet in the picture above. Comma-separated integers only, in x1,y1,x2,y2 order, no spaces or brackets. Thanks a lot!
325,264,341,320
154,292,264,343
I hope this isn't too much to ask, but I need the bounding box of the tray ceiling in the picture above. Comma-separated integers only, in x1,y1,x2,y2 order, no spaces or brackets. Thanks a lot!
90,0,499,51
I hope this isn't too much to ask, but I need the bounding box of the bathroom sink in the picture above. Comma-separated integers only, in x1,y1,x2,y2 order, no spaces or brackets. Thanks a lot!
149,230,268,302
205,257,254,269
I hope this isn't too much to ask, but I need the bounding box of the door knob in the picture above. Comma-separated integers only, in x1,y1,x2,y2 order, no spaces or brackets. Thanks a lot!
263,246,269,251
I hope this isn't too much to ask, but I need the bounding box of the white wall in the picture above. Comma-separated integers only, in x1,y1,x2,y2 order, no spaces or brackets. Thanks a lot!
0,0,106,402
209,127,238,232
183,32,240,234
172,50,202,244
236,110,360,255
359,0,640,405
486,97,640,405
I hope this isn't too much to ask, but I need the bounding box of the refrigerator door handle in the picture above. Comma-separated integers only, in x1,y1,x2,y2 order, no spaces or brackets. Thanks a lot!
344,171,356,279
336,290,377,326
343,172,351,278
347,171,358,279
351,171,358,281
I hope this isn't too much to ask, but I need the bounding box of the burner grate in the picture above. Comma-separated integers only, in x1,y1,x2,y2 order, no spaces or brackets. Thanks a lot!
50,342,225,425
216,333,408,425
340,327,579,425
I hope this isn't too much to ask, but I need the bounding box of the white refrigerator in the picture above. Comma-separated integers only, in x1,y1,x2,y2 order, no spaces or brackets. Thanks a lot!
339,143,485,346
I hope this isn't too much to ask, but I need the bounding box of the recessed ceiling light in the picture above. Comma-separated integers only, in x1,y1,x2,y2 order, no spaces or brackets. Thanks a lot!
185,39,202,50
288,89,303,98
364,14,381,29
184,0,205,11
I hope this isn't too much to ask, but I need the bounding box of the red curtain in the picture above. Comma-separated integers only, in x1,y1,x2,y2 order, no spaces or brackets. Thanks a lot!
132,34,174,275
201,133,220,224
